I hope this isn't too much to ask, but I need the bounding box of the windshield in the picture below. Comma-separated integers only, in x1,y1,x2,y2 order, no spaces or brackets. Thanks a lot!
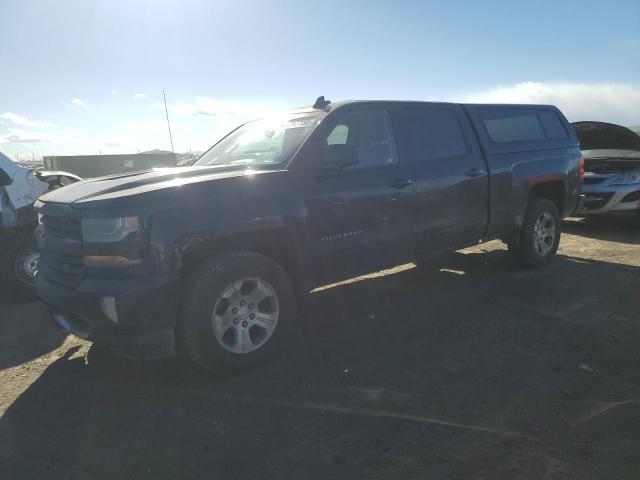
195,114,321,167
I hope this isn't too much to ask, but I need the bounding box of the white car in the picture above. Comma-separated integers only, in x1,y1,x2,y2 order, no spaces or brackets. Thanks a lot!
573,122,640,219
0,150,80,298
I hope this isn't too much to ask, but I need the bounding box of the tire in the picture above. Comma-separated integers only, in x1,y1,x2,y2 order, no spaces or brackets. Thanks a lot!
508,198,561,268
0,232,40,300
178,251,296,375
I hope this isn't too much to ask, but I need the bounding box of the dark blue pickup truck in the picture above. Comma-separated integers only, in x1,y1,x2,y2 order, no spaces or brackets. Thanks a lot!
35,98,583,373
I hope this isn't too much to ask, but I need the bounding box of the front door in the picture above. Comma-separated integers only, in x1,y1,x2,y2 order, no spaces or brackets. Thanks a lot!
301,107,417,284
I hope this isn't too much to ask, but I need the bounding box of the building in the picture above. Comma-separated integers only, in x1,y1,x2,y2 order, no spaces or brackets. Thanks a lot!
43,152,176,178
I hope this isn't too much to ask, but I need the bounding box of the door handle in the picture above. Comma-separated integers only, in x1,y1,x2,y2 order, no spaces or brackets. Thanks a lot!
390,178,414,189
465,168,485,178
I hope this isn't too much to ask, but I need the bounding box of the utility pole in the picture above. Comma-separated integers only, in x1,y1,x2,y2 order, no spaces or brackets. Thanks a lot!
163,89,177,164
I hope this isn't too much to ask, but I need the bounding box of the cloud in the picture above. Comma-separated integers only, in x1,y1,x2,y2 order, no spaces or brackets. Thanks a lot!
101,119,193,154
0,112,57,128
112,119,189,133
133,93,149,100
464,82,640,125
0,127,88,149
3,134,45,144
1,96,287,157
66,97,88,108
166,96,275,118
1,128,58,145
149,97,287,153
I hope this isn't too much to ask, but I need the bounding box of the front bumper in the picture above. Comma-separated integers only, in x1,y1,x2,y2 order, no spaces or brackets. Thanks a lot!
37,272,178,360
578,178,640,215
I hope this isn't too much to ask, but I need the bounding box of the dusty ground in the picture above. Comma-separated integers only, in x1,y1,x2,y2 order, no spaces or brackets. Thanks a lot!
0,217,639,479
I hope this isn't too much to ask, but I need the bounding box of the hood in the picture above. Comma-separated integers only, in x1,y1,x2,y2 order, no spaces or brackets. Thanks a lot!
572,121,640,152
39,165,281,206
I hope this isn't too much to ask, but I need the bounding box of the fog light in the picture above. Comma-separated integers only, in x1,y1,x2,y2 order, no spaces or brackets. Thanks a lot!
100,297,119,324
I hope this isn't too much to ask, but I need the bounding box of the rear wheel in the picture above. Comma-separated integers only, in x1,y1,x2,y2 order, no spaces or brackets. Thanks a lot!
508,198,561,268
1,232,39,300
178,251,296,375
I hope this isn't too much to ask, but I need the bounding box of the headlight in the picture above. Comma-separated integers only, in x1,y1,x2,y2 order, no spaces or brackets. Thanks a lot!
611,174,640,185
82,216,139,242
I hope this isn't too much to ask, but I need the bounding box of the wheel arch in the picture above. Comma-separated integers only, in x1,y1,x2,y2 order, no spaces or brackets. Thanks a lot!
177,227,304,295
528,179,566,214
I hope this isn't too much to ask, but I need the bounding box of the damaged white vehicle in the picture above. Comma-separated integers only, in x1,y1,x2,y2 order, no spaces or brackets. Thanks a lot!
0,150,80,297
573,122,640,221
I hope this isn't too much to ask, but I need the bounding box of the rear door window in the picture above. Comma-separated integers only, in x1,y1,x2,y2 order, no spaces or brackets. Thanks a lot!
396,108,469,161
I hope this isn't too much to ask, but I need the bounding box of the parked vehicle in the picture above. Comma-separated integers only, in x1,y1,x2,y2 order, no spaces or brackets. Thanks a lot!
0,150,81,297
35,98,582,372
572,121,640,219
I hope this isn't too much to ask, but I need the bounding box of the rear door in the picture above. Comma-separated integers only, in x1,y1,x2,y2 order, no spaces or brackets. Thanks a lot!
393,104,488,254
301,106,417,283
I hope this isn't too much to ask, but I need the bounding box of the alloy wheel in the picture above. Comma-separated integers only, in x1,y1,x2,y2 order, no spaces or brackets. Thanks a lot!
211,277,280,354
532,212,556,256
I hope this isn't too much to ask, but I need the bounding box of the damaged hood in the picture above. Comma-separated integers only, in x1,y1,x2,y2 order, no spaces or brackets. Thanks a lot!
572,121,640,154
39,165,282,206
572,122,640,172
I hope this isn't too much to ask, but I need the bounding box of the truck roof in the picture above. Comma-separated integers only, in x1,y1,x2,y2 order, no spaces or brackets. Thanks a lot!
300,98,560,112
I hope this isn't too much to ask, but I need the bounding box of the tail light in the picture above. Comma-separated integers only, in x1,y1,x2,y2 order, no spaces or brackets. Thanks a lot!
579,154,585,184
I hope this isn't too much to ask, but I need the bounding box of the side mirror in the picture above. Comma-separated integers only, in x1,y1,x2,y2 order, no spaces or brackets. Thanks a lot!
321,144,359,170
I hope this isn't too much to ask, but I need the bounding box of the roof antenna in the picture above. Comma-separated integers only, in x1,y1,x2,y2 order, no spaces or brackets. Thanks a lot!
162,89,177,164
313,95,331,110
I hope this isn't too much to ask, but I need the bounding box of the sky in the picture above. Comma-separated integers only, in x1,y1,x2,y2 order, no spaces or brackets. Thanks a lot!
1,0,639,160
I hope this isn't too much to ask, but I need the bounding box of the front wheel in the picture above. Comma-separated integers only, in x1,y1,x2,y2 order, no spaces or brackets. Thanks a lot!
508,198,561,268
1,232,40,300
178,251,296,375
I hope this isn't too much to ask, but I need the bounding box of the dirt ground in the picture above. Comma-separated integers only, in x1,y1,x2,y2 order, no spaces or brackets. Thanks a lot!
0,217,639,479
